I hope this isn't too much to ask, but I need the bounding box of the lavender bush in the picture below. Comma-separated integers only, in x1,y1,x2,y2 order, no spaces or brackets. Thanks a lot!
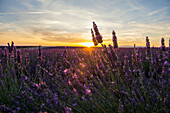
0,22,169,113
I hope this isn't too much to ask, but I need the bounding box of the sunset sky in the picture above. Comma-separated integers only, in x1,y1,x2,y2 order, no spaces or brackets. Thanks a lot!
0,0,170,47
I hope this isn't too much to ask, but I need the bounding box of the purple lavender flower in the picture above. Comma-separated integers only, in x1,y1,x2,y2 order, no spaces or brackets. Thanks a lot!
16,107,20,111
112,30,118,48
91,28,98,46
93,22,100,36
66,106,72,113
93,22,103,43
108,44,117,62
161,38,166,51
96,35,103,44
146,36,150,55
17,50,21,63
11,41,14,52
86,89,92,95
7,43,11,53
102,44,107,53
39,45,42,57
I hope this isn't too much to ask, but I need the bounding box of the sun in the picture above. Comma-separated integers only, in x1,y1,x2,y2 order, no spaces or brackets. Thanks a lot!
79,42,94,47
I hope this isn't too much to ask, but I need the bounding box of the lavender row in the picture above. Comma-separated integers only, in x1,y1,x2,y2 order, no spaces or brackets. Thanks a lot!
0,24,169,112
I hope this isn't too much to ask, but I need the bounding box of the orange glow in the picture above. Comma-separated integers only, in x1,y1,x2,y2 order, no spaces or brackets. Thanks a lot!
0,31,169,47
79,42,94,47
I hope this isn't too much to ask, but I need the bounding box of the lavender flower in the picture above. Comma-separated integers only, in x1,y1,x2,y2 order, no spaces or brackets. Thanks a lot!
108,44,117,62
146,36,150,55
91,28,98,46
17,50,21,63
7,43,11,53
93,22,103,43
66,106,72,113
86,89,92,95
11,41,14,52
39,45,42,57
102,44,107,53
93,22,100,36
112,30,118,48
161,38,166,51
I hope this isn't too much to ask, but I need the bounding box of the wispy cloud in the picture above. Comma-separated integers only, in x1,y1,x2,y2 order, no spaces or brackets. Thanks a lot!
0,0,170,46
0,12,44,15
30,27,90,43
148,7,168,16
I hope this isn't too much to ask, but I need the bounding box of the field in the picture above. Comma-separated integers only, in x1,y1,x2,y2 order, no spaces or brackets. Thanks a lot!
0,42,169,113
0,22,169,113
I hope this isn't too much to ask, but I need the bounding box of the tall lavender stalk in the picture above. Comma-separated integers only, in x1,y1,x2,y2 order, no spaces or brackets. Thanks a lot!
92,22,103,44
38,45,42,58
168,39,170,63
91,29,98,46
169,38,170,48
161,38,165,51
11,41,14,52
146,36,150,55
17,50,21,63
7,43,11,53
112,30,118,49
7,41,14,53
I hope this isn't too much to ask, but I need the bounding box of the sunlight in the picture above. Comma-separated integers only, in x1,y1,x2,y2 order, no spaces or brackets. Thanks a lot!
79,42,94,47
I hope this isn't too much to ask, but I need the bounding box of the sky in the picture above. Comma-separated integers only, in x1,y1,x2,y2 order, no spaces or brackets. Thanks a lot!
0,0,170,47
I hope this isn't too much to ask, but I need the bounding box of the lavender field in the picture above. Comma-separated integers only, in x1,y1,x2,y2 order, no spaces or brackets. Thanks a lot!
0,22,169,113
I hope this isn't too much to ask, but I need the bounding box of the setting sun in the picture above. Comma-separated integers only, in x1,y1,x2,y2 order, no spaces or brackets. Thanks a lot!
79,42,94,47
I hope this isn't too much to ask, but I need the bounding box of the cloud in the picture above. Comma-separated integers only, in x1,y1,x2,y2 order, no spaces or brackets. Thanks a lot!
148,7,168,16
0,12,44,15
0,11,62,15
29,27,90,43
41,33,90,43
0,0,170,46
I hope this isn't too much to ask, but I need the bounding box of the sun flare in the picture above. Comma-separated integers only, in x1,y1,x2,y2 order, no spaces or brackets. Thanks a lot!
79,42,94,47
